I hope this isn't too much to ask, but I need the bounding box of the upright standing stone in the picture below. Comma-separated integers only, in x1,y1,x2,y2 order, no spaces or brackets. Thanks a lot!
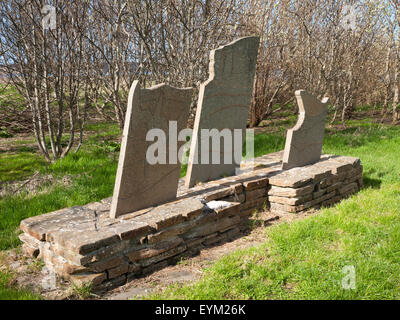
185,36,260,188
281,90,329,170
110,81,193,218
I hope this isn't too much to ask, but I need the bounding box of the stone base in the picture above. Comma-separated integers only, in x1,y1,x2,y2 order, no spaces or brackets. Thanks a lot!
19,151,363,291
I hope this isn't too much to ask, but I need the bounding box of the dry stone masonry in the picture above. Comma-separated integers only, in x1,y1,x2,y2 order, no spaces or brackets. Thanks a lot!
282,90,329,170
19,151,363,292
18,37,363,292
110,81,193,218
185,36,260,187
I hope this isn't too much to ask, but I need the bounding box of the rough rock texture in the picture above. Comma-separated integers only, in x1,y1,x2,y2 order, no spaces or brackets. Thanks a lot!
185,37,260,187
282,90,329,170
110,81,193,218
19,151,363,292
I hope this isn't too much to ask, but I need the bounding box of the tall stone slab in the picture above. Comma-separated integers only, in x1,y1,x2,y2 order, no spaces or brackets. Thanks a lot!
185,36,260,188
110,81,193,218
281,90,329,170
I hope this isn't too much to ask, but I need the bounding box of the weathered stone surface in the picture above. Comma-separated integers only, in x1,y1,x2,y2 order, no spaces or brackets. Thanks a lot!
142,260,169,276
326,182,343,193
125,237,183,263
282,90,329,169
128,262,141,274
189,185,234,202
69,272,107,287
213,202,240,217
203,227,240,246
20,206,97,241
134,198,205,231
95,275,127,292
22,243,40,258
304,191,336,208
185,232,218,248
269,168,313,188
321,196,342,208
239,196,268,212
49,228,121,255
269,194,312,206
139,244,187,268
182,216,240,240
268,184,314,197
242,176,269,191
110,81,193,218
270,190,336,213
78,240,133,265
313,189,326,199
338,182,359,195
87,255,125,273
357,177,364,188
146,219,199,244
270,202,297,213
220,193,246,203
18,233,42,250
185,37,259,187
107,262,130,279
246,188,267,201
110,220,152,241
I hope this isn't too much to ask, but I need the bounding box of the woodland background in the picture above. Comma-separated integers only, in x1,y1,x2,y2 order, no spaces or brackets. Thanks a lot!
1,0,400,160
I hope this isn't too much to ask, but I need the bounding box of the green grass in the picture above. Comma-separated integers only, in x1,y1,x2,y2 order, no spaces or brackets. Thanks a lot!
0,271,41,300
0,152,47,182
147,122,400,300
0,125,120,250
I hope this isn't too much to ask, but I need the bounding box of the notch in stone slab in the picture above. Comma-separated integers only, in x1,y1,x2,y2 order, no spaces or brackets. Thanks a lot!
282,90,329,170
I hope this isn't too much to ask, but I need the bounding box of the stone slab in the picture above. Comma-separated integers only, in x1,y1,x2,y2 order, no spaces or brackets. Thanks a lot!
110,81,193,218
185,36,259,187
282,90,329,169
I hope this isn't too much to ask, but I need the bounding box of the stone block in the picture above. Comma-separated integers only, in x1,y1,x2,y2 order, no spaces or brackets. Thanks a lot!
242,177,269,191
182,216,240,240
246,188,267,201
338,182,359,195
125,237,183,263
313,189,326,199
107,262,129,279
69,272,107,287
268,184,314,198
269,194,312,206
87,255,125,273
239,196,268,212
139,244,187,268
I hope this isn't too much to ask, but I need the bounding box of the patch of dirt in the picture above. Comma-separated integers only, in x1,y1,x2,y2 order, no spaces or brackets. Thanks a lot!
0,173,74,198
0,133,37,153
0,249,72,300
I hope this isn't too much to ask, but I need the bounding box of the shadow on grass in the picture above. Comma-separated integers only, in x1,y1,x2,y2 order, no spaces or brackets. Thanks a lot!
362,176,382,189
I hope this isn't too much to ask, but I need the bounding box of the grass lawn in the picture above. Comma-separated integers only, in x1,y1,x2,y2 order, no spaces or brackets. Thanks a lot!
0,119,399,299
